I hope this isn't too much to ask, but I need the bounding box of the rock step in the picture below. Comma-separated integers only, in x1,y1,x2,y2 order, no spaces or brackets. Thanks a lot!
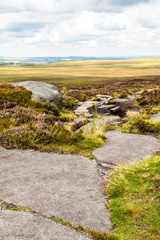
0,149,112,232
0,210,90,240
93,131,160,167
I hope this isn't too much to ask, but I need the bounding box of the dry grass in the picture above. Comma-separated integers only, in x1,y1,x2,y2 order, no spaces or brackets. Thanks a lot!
0,58,160,86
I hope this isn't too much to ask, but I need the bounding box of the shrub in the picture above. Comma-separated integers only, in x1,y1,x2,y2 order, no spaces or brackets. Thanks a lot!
50,124,74,144
0,85,32,106
30,101,59,116
0,126,52,150
136,88,160,106
62,96,78,109
120,113,160,134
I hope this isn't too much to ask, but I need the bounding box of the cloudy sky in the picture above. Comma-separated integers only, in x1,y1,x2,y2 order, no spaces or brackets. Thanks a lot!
0,0,160,57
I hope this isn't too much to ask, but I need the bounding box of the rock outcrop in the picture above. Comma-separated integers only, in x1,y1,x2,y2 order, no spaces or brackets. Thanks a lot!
13,81,62,109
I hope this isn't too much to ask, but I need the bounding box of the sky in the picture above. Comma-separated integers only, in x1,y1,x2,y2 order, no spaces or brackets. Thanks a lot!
0,0,160,57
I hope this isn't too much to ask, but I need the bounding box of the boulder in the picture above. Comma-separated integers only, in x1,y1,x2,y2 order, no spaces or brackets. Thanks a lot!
13,81,62,109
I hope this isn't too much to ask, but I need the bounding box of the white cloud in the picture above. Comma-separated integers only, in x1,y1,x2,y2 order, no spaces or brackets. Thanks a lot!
0,0,159,57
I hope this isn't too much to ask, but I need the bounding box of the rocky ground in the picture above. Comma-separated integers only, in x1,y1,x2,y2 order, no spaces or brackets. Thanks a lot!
0,84,160,239
0,130,160,239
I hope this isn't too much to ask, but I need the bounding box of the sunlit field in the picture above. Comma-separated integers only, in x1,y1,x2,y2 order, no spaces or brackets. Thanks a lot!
0,58,160,87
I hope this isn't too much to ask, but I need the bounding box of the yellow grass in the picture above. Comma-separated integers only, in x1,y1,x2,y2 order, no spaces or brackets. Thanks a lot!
0,58,160,85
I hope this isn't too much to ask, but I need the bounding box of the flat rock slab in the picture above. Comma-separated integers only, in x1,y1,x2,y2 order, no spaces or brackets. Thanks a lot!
93,131,160,166
0,148,111,232
0,210,90,240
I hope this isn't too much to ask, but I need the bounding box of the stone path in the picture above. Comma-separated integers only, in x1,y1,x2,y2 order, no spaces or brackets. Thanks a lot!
0,148,111,239
93,131,160,176
74,100,100,116
1,131,160,239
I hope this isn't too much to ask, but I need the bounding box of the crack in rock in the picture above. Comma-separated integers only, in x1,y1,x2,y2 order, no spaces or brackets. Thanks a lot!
0,199,113,240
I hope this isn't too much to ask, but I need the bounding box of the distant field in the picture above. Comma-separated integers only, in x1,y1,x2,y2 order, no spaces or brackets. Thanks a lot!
0,58,160,89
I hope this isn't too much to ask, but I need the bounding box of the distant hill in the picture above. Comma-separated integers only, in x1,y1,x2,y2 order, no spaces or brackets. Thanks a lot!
0,56,139,66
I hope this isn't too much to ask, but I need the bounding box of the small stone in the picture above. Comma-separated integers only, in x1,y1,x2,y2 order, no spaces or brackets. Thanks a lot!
97,105,116,114
77,101,83,106
150,113,160,121
110,106,120,113
96,95,112,99
67,89,80,94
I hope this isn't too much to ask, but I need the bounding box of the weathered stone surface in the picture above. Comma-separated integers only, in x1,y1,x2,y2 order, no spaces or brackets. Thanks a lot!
114,98,139,117
110,106,120,113
80,116,121,132
13,81,62,109
74,100,102,116
67,89,80,94
125,111,140,121
115,98,129,103
97,104,116,114
96,95,112,99
93,131,160,166
0,210,90,240
0,148,111,232
150,113,160,121
101,116,121,125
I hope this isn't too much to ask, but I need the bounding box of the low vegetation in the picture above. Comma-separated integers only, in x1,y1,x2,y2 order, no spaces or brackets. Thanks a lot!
118,88,160,136
1,59,160,239
105,154,160,240
0,84,106,158
119,112,160,135
0,200,32,212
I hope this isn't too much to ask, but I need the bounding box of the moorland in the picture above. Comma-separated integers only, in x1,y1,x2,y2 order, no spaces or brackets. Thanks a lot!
0,58,160,240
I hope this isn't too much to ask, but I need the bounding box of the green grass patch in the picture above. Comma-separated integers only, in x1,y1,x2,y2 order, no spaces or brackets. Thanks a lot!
119,112,160,134
106,155,160,240
0,200,32,212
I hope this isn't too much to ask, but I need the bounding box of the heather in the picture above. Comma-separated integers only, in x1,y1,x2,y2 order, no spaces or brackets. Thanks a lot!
0,84,106,157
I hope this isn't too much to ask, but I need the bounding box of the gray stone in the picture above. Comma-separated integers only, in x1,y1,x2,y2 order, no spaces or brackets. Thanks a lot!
13,81,62,109
97,105,116,114
150,113,160,121
101,116,121,125
0,210,90,240
115,98,129,103
110,106,120,113
75,100,102,116
125,112,140,121
80,116,121,132
0,149,112,232
77,101,83,106
128,95,136,100
93,131,160,166
96,95,112,99
67,89,80,94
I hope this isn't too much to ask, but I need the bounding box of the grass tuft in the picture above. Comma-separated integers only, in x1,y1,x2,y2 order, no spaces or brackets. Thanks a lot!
105,155,160,240
49,216,119,240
